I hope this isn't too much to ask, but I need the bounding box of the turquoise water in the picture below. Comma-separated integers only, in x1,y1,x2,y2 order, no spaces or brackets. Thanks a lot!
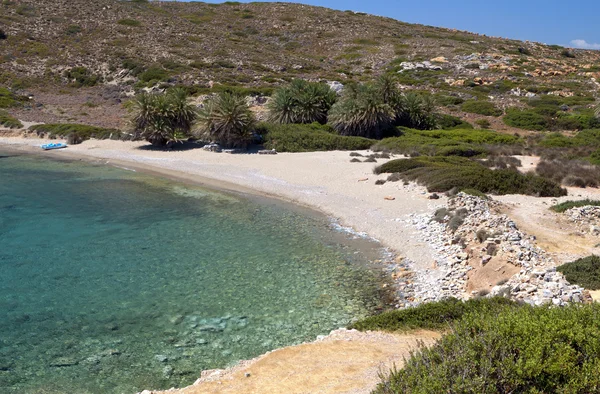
0,151,388,394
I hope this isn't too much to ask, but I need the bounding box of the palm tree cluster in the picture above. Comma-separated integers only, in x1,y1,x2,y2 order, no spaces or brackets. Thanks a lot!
267,79,337,124
129,88,197,147
329,75,437,139
129,88,256,148
196,92,256,148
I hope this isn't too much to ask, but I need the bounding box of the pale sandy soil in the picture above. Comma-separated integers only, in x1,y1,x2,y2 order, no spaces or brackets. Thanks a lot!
154,329,440,394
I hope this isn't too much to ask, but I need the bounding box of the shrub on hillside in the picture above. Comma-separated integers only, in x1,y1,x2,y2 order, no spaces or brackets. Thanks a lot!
374,156,566,197
461,100,502,116
138,66,170,84
259,122,374,152
0,88,27,108
503,109,548,131
557,255,600,290
350,297,516,332
436,114,473,130
29,123,120,143
0,110,23,129
63,67,101,87
375,303,600,393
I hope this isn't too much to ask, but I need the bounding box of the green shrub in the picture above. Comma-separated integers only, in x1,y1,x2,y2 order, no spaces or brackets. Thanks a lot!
0,110,23,129
0,88,27,108
259,122,374,152
372,128,521,156
503,109,549,131
117,19,142,27
461,100,502,116
557,255,600,290
551,200,600,213
63,67,101,87
590,149,600,165
350,297,516,332
435,94,464,106
475,119,491,129
65,25,82,36
376,303,600,393
436,114,473,130
29,123,120,143
374,156,566,197
138,66,170,84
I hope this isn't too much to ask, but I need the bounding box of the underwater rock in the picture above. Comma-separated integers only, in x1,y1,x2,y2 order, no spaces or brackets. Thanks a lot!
49,357,79,367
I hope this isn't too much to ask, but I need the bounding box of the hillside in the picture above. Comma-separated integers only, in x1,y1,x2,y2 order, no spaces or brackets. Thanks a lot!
1,0,599,128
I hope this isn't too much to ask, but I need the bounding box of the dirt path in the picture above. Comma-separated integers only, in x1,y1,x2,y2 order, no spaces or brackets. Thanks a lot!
153,329,440,394
496,188,600,264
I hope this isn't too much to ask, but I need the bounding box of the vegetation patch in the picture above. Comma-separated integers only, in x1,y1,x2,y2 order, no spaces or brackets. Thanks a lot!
63,67,101,87
557,255,600,290
350,297,515,332
375,303,600,393
374,156,566,197
0,87,27,108
0,110,23,129
138,66,170,85
372,128,521,157
259,122,374,152
29,123,120,144
461,100,502,116
117,19,142,27
550,199,600,213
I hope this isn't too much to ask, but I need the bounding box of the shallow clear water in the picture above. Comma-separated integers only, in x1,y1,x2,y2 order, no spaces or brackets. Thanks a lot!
0,151,387,394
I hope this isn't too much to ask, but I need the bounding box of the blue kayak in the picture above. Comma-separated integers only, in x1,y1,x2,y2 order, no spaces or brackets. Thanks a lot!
41,143,67,150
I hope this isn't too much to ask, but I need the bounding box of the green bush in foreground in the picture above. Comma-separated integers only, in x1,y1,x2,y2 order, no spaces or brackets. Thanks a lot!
557,255,600,290
374,157,566,197
30,123,120,143
259,122,374,152
375,303,600,394
503,109,549,131
0,110,23,129
550,199,600,213
350,297,516,332
461,100,502,117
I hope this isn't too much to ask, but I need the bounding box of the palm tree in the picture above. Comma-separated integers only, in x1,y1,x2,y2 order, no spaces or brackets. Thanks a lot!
396,92,437,130
328,83,393,139
267,79,336,124
196,92,256,148
129,88,197,147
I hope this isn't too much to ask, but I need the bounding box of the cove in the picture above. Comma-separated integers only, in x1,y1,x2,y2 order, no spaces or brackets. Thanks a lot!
0,151,388,393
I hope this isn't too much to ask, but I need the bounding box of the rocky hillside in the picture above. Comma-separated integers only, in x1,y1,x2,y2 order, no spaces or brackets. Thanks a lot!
1,0,599,128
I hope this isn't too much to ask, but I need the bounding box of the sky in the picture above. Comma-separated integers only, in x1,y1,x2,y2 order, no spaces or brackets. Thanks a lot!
185,0,600,49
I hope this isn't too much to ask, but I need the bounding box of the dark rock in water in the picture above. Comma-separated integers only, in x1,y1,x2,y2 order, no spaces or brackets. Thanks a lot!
0,360,14,371
428,193,440,200
105,323,119,331
50,357,79,367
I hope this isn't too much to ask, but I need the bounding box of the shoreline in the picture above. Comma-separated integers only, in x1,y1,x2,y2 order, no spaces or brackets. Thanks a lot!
0,137,442,272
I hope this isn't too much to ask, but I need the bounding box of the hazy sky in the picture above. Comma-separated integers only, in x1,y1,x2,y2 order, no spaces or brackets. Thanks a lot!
188,0,600,49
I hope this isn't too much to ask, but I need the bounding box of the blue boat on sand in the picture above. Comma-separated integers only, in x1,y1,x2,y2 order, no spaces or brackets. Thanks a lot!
41,143,67,150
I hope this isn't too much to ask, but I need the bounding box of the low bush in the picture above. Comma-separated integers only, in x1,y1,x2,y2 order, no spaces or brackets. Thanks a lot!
434,95,464,106
0,110,23,129
375,303,600,393
557,255,600,290
475,119,491,129
0,87,27,108
138,66,170,84
375,156,566,197
503,109,548,131
461,100,502,116
551,199,600,213
536,159,600,188
29,124,121,143
117,19,142,27
63,67,101,87
350,297,516,332
259,122,374,152
372,128,521,157
436,114,473,130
